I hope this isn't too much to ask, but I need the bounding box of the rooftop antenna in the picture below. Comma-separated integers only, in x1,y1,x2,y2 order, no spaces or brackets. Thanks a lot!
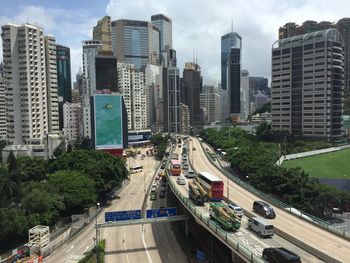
231,18,233,33
195,49,198,65
193,49,195,64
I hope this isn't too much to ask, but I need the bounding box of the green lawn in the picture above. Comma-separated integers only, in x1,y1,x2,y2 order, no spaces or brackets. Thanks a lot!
282,148,350,179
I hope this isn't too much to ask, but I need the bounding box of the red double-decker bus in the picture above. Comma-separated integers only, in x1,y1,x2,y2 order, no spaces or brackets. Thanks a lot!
196,172,224,201
170,160,181,176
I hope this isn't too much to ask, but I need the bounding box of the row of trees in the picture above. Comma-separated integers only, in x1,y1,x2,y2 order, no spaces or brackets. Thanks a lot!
0,149,128,251
151,133,170,159
199,126,350,216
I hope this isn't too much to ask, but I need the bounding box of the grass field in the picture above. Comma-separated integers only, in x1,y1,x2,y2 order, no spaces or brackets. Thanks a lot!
282,148,350,179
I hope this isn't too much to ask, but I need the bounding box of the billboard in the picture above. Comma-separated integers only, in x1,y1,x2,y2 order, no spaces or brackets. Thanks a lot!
94,94,123,149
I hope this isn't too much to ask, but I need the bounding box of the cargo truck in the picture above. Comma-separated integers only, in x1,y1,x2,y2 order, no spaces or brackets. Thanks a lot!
209,202,241,231
188,181,206,206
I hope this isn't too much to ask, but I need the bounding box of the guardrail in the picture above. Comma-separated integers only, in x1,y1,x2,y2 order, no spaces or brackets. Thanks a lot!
198,140,350,242
166,144,265,263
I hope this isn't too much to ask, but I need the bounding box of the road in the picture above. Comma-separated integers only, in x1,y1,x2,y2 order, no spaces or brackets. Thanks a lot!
188,137,350,263
45,149,186,263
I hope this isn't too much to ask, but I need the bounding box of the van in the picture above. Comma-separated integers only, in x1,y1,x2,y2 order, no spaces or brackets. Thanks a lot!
262,247,301,263
253,201,276,219
247,217,274,237
186,169,195,178
130,165,143,174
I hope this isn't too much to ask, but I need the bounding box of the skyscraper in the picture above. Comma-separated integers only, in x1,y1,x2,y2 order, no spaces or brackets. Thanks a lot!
200,85,220,124
151,14,172,56
56,44,72,130
0,63,6,139
95,55,118,92
271,29,344,141
2,23,59,145
228,48,241,118
163,67,180,133
93,16,112,52
183,62,202,127
111,19,160,68
240,69,249,119
221,32,242,90
117,63,148,131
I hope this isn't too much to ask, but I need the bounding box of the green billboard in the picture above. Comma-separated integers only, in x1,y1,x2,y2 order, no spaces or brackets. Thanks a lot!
94,94,123,149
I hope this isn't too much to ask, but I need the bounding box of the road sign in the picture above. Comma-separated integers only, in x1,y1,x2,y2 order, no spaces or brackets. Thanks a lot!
146,207,177,218
105,209,141,222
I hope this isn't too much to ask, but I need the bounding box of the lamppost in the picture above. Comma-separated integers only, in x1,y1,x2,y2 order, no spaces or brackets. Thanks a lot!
95,202,100,263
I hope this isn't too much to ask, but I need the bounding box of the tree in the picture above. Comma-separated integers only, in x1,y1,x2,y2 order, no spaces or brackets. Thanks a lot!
17,157,48,182
7,150,18,173
48,170,97,213
0,166,19,201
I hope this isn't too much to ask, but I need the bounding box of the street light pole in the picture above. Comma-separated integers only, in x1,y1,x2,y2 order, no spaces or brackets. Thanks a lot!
96,202,100,263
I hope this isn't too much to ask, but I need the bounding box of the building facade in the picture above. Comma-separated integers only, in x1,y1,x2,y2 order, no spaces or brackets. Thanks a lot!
111,19,160,68
0,66,6,139
95,55,118,92
151,14,172,60
221,32,242,90
56,44,72,130
180,103,190,134
63,102,83,142
241,69,250,120
2,23,59,145
117,63,148,131
200,85,220,124
183,62,202,127
93,16,112,52
163,67,180,133
228,48,241,118
271,29,344,141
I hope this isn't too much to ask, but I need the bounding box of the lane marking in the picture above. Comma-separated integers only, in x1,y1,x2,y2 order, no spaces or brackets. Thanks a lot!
82,246,90,254
66,245,74,253
141,226,153,263
77,240,87,250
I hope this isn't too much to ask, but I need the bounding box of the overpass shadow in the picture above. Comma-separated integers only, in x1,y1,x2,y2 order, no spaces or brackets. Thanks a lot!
105,246,158,255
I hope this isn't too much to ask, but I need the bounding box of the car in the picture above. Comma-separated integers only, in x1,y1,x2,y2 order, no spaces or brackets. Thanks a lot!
182,163,189,170
185,169,195,178
248,217,274,237
176,176,186,185
228,203,244,218
161,181,167,187
160,163,165,169
178,144,181,148
161,186,166,192
150,192,156,201
192,147,196,150
262,247,301,263
253,201,276,219
159,191,166,198
155,175,160,181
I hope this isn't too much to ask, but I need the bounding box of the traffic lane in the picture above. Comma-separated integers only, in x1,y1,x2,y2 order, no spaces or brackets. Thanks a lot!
190,138,350,262
104,157,157,263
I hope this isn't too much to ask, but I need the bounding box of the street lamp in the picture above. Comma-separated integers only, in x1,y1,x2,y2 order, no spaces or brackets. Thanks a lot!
95,202,100,263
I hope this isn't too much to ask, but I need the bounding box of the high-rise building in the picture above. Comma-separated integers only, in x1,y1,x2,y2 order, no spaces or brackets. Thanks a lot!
163,67,180,132
279,18,350,95
200,85,220,124
255,93,270,111
95,55,118,92
63,102,83,142
183,62,202,127
0,64,6,139
82,40,101,138
44,36,59,134
111,19,160,68
56,44,72,130
271,28,344,141
151,14,172,56
221,32,242,90
93,16,112,52
2,23,59,145
180,103,190,134
228,48,241,118
240,69,250,120
117,63,148,131
73,68,85,100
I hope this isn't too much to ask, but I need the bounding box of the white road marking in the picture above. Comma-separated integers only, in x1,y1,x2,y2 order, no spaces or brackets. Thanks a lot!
77,240,87,250
82,246,90,254
141,226,153,263
123,228,130,263
66,245,74,253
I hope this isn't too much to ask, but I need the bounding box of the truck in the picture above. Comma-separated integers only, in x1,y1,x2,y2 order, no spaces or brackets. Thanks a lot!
209,202,241,231
188,181,206,206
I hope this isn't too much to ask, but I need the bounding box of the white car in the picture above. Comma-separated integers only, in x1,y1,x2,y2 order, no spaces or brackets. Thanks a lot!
228,203,244,218
176,176,186,185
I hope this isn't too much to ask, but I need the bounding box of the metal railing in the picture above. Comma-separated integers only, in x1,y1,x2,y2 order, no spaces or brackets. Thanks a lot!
199,140,350,241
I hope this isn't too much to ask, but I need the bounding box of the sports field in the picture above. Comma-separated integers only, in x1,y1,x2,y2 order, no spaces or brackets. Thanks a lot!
282,148,350,179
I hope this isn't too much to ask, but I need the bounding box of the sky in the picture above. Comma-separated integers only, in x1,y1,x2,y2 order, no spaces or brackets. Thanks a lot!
0,0,349,86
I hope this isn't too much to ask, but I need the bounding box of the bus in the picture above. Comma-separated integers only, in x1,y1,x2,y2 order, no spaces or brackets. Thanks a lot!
170,159,181,176
196,172,224,201
130,165,143,174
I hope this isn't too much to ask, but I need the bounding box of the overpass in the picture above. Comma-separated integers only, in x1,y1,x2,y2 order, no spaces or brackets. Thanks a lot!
176,136,350,263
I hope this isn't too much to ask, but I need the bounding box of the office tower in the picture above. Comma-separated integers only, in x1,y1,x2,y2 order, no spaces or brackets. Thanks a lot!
93,16,112,52
74,68,85,99
183,62,202,127
163,67,180,132
117,63,147,131
255,93,270,110
111,19,160,68
221,32,242,90
337,18,350,96
200,85,220,124
63,102,83,142
82,40,101,138
0,64,6,139
180,103,190,134
56,44,72,130
241,69,250,119
151,14,172,63
71,89,80,103
249,77,269,95
2,23,59,145
271,29,344,141
44,36,59,134
95,55,118,91
145,64,163,129
228,48,241,119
